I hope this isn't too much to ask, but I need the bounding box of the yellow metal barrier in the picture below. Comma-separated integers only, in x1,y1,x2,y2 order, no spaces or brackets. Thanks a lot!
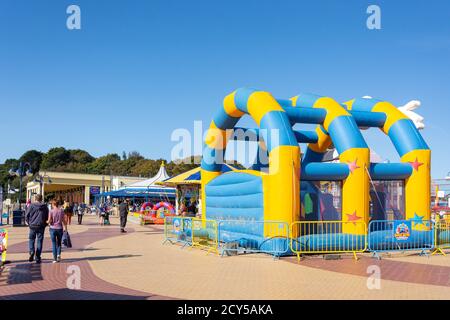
432,218,450,255
290,221,367,262
191,218,219,254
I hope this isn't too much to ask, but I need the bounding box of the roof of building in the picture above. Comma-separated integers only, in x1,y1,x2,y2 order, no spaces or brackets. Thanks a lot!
159,164,238,187
123,162,170,189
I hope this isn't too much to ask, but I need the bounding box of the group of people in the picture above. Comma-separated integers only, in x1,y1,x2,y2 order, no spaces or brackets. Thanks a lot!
25,195,68,264
178,200,198,217
62,202,87,225
25,195,130,264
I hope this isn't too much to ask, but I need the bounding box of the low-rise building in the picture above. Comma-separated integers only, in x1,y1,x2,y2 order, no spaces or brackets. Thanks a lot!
26,171,147,204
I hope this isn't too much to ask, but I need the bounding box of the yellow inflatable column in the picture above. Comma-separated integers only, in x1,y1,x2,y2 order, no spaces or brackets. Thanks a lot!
263,146,301,227
402,149,431,228
340,148,370,234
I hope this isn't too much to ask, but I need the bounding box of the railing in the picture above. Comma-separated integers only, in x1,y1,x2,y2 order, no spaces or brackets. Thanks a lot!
163,216,192,247
290,221,367,262
191,218,219,254
162,217,450,261
432,218,450,255
368,219,434,258
218,220,289,258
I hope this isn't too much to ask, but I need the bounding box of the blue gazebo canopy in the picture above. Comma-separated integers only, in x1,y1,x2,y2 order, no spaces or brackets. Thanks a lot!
95,187,176,199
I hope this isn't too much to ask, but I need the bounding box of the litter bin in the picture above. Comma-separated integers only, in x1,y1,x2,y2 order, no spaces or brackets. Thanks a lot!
12,210,25,227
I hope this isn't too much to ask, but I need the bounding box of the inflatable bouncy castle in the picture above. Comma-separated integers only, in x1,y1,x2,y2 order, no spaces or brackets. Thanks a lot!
141,201,175,225
200,88,431,254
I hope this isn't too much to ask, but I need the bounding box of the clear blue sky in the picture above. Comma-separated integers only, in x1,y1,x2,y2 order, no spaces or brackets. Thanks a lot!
1,0,449,178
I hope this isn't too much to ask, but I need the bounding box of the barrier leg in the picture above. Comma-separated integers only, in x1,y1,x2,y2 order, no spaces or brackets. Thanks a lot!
352,252,359,261
371,251,381,260
296,253,301,263
419,249,429,257
181,241,190,249
431,248,446,256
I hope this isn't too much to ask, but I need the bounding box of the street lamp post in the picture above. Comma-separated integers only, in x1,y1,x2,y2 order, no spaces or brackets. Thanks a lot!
9,162,33,210
34,173,52,199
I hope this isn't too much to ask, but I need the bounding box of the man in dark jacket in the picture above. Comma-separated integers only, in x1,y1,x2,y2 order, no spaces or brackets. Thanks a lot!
118,199,129,233
25,194,49,263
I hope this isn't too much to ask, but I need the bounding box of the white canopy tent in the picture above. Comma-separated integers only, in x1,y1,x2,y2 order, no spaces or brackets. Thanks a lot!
121,162,171,189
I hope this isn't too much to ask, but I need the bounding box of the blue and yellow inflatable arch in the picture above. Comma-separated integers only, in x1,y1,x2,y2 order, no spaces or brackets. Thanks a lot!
201,88,430,239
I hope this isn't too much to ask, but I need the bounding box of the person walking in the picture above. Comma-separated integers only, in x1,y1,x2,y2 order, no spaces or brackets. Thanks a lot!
48,199,67,263
77,203,85,225
73,202,78,218
25,194,49,264
119,199,129,233
63,201,73,225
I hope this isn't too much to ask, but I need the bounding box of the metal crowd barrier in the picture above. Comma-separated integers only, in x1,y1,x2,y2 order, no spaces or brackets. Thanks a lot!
163,216,192,247
432,218,450,255
0,228,8,266
217,220,289,258
191,218,219,254
290,221,367,262
368,219,434,258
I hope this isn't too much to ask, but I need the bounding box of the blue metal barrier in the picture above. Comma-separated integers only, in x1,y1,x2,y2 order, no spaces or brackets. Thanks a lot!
163,216,192,247
368,219,434,258
217,220,290,258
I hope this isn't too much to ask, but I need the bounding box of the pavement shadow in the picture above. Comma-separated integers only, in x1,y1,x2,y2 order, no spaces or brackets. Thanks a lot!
0,288,150,300
1,263,43,286
61,254,142,263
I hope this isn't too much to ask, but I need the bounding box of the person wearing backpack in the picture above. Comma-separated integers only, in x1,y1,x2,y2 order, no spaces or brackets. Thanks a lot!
25,194,49,264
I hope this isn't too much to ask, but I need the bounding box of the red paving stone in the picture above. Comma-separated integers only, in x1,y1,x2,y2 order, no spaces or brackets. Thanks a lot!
284,255,450,287
0,223,173,300
5,219,449,299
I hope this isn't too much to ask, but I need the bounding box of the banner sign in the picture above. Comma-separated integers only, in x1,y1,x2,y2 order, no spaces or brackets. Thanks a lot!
90,186,101,195
393,221,411,241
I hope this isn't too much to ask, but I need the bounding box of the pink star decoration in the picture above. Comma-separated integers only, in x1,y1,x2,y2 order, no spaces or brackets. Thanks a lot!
409,157,424,172
347,159,360,173
346,211,362,225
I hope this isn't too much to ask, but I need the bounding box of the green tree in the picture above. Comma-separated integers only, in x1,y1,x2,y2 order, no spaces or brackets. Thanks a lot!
19,150,43,173
130,159,164,177
70,149,95,165
40,147,72,171
127,151,144,160
87,153,121,175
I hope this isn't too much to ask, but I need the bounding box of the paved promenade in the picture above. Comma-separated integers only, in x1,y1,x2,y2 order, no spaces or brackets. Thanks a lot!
2,215,450,300
0,216,169,300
